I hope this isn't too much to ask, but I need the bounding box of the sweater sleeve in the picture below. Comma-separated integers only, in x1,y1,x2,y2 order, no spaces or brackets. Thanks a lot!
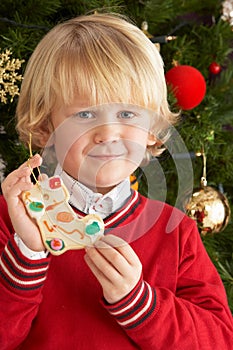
103,275,156,329
0,196,51,349
103,222,233,349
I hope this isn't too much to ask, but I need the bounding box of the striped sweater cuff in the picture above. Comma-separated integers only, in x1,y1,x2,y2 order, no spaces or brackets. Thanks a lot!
0,236,50,292
104,276,156,330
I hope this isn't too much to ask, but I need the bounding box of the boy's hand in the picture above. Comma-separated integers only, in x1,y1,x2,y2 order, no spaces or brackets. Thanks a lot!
1,154,46,252
84,234,142,304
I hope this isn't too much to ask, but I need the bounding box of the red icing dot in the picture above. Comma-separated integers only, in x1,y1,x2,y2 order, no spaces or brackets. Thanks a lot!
49,177,62,189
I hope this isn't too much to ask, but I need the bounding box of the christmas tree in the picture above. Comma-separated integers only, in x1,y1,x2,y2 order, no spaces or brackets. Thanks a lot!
0,0,233,311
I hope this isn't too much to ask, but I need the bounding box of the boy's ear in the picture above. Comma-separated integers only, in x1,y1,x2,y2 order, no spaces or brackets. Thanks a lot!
36,130,54,148
147,132,157,146
37,120,55,148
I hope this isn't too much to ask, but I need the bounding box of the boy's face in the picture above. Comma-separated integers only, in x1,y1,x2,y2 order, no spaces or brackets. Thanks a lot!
50,99,156,193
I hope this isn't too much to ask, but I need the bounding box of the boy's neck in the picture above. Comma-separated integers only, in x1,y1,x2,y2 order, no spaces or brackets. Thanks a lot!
88,184,118,195
54,165,132,218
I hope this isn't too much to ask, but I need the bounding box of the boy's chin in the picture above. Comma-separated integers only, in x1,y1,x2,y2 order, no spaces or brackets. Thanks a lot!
72,161,138,192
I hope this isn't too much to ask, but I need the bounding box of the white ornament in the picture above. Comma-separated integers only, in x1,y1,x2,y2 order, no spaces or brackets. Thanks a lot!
222,0,233,26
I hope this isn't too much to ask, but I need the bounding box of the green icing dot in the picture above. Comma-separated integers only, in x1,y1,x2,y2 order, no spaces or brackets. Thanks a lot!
29,201,44,212
85,221,100,235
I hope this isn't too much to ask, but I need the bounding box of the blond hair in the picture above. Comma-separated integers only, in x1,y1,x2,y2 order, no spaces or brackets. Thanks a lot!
16,13,177,155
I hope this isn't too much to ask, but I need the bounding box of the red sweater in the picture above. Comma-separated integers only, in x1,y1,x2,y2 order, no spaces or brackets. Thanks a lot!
0,191,232,349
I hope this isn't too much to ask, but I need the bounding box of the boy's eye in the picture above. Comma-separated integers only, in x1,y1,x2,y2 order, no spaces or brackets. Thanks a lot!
118,111,136,119
75,111,95,119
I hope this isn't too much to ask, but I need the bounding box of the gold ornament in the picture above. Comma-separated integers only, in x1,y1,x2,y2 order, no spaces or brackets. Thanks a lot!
186,184,231,235
0,49,24,104
185,149,231,235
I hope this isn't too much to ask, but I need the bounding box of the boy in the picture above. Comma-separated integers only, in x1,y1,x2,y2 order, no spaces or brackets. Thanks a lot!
0,13,232,349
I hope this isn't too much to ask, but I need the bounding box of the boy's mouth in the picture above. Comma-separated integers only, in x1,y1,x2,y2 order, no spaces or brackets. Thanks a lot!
88,154,125,161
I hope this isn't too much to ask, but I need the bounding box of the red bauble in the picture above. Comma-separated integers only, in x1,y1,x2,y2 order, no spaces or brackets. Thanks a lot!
165,65,206,110
209,62,221,75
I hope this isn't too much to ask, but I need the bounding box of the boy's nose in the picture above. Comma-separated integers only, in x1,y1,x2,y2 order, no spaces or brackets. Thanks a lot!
94,124,120,143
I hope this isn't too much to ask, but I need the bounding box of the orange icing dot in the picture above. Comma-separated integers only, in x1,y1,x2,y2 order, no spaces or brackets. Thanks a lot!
56,211,74,223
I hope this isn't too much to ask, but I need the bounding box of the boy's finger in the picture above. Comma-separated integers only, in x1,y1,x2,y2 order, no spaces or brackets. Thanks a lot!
99,234,127,248
98,234,140,265
18,154,42,170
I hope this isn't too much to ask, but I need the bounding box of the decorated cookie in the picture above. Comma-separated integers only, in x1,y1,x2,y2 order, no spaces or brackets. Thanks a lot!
22,176,105,255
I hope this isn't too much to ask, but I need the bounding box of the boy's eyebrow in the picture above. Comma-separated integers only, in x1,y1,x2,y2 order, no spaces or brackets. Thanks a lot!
72,103,151,112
